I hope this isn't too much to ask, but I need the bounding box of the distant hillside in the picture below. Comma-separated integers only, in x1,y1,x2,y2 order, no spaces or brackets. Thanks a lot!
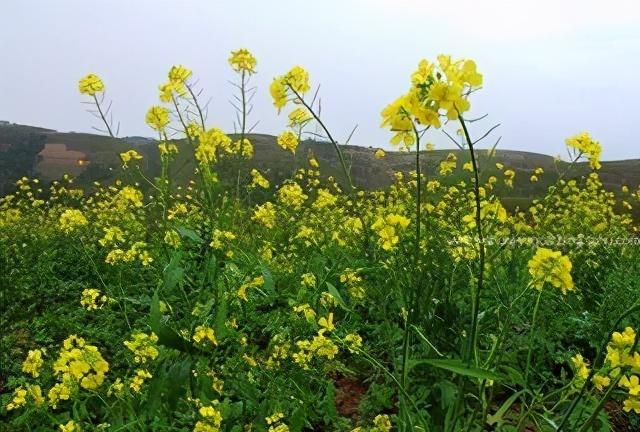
1,123,638,212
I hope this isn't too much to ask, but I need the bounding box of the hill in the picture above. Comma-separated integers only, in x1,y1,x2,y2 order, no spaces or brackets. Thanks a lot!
1,122,638,212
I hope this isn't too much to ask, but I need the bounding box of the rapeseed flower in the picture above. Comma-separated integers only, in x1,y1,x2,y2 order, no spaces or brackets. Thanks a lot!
277,130,298,154
229,48,257,74
528,248,574,294
78,73,104,95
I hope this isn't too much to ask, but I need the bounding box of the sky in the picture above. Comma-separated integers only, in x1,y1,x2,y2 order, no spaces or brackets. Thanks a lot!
1,0,639,160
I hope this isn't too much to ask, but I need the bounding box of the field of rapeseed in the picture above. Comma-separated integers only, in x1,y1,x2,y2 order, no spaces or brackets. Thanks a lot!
1,50,639,432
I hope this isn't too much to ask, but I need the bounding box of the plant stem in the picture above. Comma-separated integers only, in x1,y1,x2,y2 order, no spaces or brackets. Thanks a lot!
576,374,623,432
92,94,114,137
556,303,640,431
288,86,355,192
459,115,485,365
524,288,543,387
186,84,206,130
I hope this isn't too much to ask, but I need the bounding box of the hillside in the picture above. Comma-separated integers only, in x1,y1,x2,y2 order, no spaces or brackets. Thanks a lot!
1,122,638,210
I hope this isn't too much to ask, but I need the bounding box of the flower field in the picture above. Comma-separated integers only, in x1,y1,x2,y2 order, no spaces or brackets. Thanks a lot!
1,50,639,431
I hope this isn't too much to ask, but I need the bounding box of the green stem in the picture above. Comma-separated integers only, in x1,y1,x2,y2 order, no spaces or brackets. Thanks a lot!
459,115,485,365
524,288,543,387
186,84,206,130
92,94,115,137
556,303,640,431
576,374,622,432
288,86,355,192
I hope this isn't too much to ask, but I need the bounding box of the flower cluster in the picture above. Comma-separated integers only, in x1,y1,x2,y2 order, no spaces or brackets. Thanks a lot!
228,48,257,74
565,132,602,170
59,209,88,233
527,247,574,294
78,73,104,96
276,130,299,154
270,65,311,110
193,325,218,346
145,105,171,132
371,214,411,251
194,403,223,432
22,348,46,377
80,288,111,311
571,327,639,413
124,332,160,363
381,55,483,148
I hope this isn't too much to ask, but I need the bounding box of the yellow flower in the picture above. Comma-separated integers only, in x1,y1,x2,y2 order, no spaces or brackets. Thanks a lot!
611,327,636,348
571,354,590,380
59,420,81,432
120,149,143,167
374,149,386,159
78,73,104,96
80,288,110,311
22,348,45,377
237,276,264,301
158,142,178,156
145,105,170,132
528,248,574,294
623,397,640,414
266,412,285,425
193,325,218,346
619,375,640,396
59,209,88,233
301,273,316,287
129,369,152,393
250,169,270,189
288,108,311,126
48,383,72,408
439,153,457,175
252,202,276,228
380,95,415,148
52,335,109,390
372,414,392,432
284,65,310,94
344,333,363,353
293,304,316,322
270,77,287,110
277,183,307,208
565,132,602,170
6,387,27,410
503,169,516,188
277,130,299,154
229,48,257,74
318,313,335,334
592,374,611,391
168,65,192,84
124,332,159,363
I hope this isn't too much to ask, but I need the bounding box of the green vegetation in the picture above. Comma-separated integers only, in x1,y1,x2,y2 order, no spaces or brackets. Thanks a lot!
1,52,639,432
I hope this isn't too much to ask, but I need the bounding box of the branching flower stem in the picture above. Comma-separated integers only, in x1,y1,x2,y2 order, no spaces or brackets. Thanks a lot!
92,94,114,138
459,114,485,365
288,86,355,192
186,84,206,130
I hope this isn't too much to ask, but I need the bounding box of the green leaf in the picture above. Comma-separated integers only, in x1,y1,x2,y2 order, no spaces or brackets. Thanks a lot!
324,381,338,420
411,325,443,357
410,358,501,381
176,226,204,243
260,265,275,293
149,289,161,333
486,390,526,426
325,281,349,311
163,252,184,291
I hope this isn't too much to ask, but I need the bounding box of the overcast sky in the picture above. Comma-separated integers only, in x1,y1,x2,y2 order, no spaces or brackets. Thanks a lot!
2,0,639,160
